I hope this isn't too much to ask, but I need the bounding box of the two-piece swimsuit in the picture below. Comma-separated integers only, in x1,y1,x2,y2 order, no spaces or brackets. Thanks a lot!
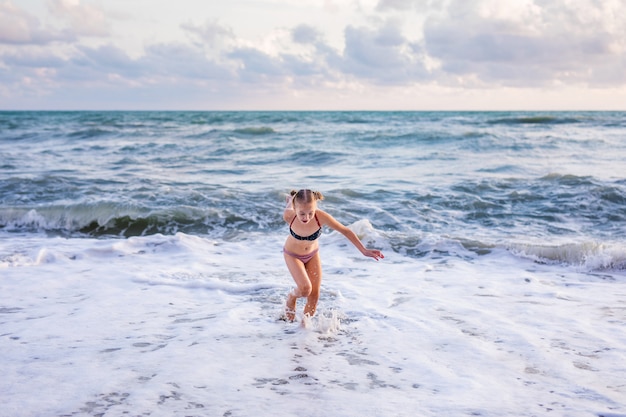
283,214,322,263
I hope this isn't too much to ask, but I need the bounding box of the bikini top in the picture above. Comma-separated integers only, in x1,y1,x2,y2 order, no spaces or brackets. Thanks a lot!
290,214,322,241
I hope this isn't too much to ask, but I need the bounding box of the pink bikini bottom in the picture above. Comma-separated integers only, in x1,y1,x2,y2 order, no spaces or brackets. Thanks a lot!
283,247,319,264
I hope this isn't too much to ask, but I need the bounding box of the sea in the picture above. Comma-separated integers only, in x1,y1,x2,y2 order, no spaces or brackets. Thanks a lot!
1,111,625,417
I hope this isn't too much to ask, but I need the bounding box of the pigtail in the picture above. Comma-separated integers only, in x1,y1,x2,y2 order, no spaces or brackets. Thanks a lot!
290,189,324,205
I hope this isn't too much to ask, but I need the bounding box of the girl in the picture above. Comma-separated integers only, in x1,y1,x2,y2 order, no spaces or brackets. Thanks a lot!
282,189,384,322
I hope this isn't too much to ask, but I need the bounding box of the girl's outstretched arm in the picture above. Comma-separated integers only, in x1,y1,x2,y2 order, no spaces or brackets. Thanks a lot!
317,210,384,261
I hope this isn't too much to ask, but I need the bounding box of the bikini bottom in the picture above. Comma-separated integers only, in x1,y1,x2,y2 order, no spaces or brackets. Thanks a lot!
283,247,319,264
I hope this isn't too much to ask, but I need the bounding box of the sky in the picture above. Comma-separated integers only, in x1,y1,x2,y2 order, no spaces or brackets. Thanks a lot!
1,0,625,110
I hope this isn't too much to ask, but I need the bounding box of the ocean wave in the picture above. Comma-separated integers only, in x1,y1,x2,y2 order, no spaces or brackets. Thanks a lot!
386,231,626,271
233,126,276,135
289,150,346,166
509,241,626,271
68,128,113,139
0,203,279,238
539,173,595,185
437,175,626,234
488,115,581,125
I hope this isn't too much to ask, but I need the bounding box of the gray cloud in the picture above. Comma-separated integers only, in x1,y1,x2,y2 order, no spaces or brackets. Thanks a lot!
422,0,625,86
47,0,110,38
58,43,233,85
143,43,231,80
0,2,74,44
0,0,113,45
340,22,431,84
227,47,288,83
2,49,65,68
181,19,235,49
291,24,322,44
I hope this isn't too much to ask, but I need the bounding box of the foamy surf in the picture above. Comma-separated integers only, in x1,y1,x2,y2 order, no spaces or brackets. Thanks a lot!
510,240,626,271
2,231,625,416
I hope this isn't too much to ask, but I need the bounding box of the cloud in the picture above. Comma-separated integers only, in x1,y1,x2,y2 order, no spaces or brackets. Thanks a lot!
53,42,234,87
47,0,110,37
422,0,626,86
0,1,73,44
0,0,112,45
340,21,431,84
74,45,143,80
228,47,288,83
181,19,236,50
291,24,322,44
143,42,233,81
2,48,65,69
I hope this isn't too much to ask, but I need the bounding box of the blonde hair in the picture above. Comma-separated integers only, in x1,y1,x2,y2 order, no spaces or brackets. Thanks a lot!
290,189,324,207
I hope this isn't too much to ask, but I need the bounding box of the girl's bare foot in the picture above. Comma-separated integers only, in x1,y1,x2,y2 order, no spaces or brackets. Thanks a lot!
283,292,297,322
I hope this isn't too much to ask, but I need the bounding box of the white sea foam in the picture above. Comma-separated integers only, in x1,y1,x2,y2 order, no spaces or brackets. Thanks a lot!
510,240,626,271
1,232,625,416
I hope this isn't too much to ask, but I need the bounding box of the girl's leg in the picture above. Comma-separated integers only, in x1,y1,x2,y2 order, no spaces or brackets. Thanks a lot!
283,252,312,321
303,252,322,318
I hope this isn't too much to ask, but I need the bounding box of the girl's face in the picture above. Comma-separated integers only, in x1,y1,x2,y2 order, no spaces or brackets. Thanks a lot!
294,201,317,224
